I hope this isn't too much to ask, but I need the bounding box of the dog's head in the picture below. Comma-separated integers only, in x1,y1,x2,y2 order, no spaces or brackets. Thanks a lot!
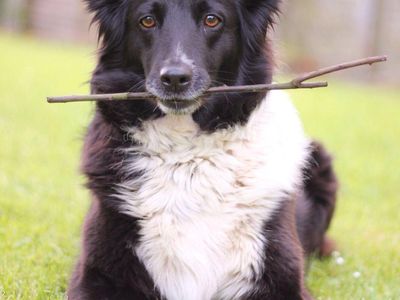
86,0,280,129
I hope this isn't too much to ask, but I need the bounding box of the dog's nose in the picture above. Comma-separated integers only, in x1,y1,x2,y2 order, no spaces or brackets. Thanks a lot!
160,65,192,92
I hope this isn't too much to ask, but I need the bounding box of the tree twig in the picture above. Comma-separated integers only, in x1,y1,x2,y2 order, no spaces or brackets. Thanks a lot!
291,55,387,87
47,55,387,104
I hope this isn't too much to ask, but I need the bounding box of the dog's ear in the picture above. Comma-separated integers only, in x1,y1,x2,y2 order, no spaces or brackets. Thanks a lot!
239,0,281,51
84,0,128,48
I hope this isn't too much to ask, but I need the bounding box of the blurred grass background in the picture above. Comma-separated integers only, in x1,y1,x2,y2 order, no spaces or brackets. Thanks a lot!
0,32,399,299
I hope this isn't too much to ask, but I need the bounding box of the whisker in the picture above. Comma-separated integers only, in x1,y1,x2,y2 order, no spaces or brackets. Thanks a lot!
128,80,146,92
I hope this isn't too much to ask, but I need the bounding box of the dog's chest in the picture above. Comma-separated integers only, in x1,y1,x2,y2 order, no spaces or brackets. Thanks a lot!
117,92,309,300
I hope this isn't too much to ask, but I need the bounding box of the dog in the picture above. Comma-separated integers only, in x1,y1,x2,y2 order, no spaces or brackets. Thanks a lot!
68,0,338,299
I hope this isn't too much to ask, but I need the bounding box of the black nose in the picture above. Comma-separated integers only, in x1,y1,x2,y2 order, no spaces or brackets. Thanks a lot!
160,65,193,92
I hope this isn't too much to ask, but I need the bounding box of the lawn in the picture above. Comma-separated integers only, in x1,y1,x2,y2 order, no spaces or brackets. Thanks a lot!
0,32,399,300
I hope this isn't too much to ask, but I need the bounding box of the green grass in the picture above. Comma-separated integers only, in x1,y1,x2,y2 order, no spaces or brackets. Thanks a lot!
0,32,399,299
290,85,400,299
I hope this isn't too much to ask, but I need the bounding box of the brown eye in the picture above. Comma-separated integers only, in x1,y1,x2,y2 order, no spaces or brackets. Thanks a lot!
204,14,222,28
140,16,156,28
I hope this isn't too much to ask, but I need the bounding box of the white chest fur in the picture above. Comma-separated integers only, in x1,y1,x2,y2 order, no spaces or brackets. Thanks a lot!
116,91,309,300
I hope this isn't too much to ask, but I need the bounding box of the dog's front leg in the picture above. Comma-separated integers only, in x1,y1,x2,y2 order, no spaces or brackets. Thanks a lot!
67,202,162,300
245,201,314,300
68,262,160,300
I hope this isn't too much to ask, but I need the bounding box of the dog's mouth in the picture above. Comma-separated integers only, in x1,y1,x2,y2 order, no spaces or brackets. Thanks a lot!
157,98,203,115
145,74,211,115
146,85,208,115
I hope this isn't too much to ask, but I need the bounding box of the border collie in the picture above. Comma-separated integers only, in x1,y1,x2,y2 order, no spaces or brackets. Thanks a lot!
68,0,338,299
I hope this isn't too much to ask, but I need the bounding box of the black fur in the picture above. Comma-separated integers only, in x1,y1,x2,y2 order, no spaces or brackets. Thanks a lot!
68,0,338,299
69,200,161,299
245,200,313,300
296,141,338,258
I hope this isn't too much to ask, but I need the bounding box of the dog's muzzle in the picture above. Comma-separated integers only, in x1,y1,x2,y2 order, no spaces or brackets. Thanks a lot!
146,62,210,114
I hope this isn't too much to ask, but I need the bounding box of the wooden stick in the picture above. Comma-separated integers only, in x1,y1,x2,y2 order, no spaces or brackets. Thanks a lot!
291,55,388,87
47,55,387,104
47,82,329,103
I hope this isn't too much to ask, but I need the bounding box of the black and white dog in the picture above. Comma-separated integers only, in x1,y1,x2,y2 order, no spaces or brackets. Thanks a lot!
68,0,338,299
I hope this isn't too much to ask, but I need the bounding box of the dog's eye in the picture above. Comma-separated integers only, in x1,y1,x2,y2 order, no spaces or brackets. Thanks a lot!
204,15,222,28
140,16,156,29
